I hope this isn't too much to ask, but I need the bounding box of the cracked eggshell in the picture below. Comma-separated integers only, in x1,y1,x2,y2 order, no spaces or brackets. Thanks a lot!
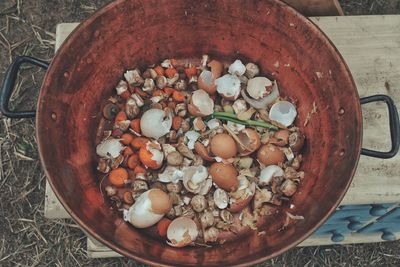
139,142,164,169
259,165,284,186
184,130,201,150
228,181,256,213
123,189,172,228
237,128,261,156
188,89,214,117
198,70,217,94
214,188,229,209
96,139,124,159
246,77,273,100
269,101,297,127
182,166,208,193
167,217,199,247
215,74,241,100
140,109,172,139
241,81,280,109
210,133,237,159
257,144,285,166
208,60,223,79
209,162,239,192
158,166,184,183
228,59,246,76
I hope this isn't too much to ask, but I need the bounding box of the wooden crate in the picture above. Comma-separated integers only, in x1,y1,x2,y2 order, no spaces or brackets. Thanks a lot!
46,15,400,258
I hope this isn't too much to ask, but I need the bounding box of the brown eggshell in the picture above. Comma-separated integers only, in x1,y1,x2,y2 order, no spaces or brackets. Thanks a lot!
209,162,239,192
228,194,254,213
257,144,285,166
194,142,214,162
198,73,217,94
148,189,172,214
270,129,290,147
237,128,261,156
210,134,237,159
188,103,205,117
208,60,223,79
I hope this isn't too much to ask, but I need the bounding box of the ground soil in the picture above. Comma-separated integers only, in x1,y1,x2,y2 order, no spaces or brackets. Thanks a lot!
0,0,400,266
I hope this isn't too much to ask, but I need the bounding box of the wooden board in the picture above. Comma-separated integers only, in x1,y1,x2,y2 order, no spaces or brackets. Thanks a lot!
46,15,400,256
284,0,343,16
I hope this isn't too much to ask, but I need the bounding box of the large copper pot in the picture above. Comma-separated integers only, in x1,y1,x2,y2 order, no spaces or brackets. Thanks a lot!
1,0,399,266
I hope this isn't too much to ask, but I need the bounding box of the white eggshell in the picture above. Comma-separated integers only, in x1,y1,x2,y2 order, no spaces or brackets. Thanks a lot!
184,130,201,149
259,165,284,186
96,139,124,159
123,191,163,228
167,217,199,247
140,109,172,139
214,188,229,209
269,101,297,127
191,89,214,116
158,166,184,183
215,74,241,100
247,77,273,100
228,60,246,76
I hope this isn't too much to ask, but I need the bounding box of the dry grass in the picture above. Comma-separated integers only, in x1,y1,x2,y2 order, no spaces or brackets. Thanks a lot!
0,0,399,266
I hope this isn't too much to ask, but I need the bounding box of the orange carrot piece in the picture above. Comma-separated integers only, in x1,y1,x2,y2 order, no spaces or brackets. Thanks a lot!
130,119,141,134
185,66,197,77
133,164,146,175
121,133,134,145
108,168,128,187
172,116,183,131
115,111,127,123
131,137,149,149
157,218,172,237
154,66,164,76
152,90,164,97
127,154,139,170
123,146,134,157
163,87,175,96
172,90,185,102
165,67,177,78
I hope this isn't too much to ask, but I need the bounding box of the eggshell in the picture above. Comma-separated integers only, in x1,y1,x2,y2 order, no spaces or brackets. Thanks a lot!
269,101,297,127
270,129,290,146
208,60,223,79
215,74,241,100
123,189,172,228
228,194,253,213
209,162,239,192
259,165,284,186
140,109,172,139
167,217,199,247
188,89,214,116
237,128,261,156
257,144,285,166
210,133,237,159
198,70,217,94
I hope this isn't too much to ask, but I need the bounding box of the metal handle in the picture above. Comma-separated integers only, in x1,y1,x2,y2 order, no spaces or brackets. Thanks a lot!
0,56,49,118
360,95,400,158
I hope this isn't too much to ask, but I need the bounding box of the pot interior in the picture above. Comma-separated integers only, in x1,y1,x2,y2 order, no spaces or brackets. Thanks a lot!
37,0,361,265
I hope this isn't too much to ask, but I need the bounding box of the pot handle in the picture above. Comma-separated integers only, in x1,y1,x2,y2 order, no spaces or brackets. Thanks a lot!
360,94,400,158
0,56,49,118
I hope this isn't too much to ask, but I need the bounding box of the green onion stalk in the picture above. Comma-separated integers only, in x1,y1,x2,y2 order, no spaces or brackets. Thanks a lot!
208,112,278,131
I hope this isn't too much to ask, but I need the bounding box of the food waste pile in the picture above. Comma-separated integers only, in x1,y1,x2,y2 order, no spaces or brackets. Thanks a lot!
95,55,305,247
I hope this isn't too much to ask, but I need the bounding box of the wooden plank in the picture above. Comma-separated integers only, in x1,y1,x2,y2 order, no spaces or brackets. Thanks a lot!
284,0,343,16
46,15,400,256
